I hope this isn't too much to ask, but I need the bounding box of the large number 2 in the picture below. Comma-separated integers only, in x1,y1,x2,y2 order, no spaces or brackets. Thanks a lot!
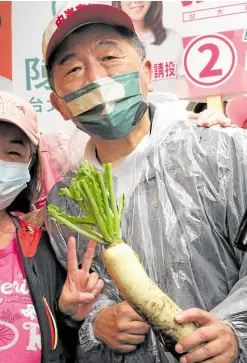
199,43,223,78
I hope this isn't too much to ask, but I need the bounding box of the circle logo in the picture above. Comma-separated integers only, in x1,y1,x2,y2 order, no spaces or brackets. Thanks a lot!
183,34,237,88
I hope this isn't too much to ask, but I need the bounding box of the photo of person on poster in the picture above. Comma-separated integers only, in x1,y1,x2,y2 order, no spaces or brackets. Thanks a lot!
112,1,189,96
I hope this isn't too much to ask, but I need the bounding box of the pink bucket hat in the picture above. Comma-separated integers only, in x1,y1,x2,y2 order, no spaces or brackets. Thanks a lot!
0,91,40,145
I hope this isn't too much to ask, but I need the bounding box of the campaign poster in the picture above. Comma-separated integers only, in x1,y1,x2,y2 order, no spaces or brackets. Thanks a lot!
111,1,247,100
12,0,247,123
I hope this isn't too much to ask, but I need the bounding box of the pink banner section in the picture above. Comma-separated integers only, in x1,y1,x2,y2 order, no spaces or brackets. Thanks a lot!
182,29,247,99
183,2,247,22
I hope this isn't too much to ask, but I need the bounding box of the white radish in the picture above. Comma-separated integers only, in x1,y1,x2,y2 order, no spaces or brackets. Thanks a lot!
103,242,198,342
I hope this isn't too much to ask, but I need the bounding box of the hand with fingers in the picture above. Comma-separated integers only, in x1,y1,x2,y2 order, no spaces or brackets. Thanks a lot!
58,237,104,321
92,301,150,353
188,108,235,128
174,308,239,363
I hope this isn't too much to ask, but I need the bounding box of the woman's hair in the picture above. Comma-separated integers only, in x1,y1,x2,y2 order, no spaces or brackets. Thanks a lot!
112,1,166,45
7,149,46,214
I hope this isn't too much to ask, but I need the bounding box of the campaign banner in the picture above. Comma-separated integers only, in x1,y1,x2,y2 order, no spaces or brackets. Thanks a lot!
11,0,247,134
111,1,247,100
0,2,12,92
172,1,247,100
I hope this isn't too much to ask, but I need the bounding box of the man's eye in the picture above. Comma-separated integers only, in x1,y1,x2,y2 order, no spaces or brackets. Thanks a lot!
102,56,118,61
67,66,81,75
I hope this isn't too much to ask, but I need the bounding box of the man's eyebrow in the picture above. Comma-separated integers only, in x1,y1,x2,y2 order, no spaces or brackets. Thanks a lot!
57,40,122,65
58,53,78,66
96,39,122,50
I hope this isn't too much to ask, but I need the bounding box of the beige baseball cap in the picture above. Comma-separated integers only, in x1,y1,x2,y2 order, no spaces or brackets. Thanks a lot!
42,1,135,65
0,91,40,146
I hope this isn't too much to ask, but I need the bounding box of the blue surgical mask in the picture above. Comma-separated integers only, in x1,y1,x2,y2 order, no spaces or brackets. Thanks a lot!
0,160,31,210
63,71,148,140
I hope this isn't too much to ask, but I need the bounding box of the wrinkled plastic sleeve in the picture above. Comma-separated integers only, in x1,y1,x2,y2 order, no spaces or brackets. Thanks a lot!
77,293,116,353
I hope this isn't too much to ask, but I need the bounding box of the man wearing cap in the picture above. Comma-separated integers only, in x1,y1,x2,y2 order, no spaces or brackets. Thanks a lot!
43,3,247,363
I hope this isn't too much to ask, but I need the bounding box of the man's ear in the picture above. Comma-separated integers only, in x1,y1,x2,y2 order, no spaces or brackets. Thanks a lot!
142,60,153,95
50,92,72,120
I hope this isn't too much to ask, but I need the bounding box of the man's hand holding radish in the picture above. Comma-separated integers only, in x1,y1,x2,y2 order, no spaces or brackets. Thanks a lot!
175,308,239,363
93,301,150,353
59,237,104,321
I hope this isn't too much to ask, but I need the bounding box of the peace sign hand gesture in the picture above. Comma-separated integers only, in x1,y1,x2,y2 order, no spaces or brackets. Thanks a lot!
58,237,104,321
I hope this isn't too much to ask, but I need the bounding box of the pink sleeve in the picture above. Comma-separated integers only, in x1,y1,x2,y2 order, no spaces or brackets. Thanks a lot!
226,96,247,127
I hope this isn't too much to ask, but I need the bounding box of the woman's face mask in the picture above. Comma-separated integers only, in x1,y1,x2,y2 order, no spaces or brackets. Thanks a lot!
62,71,148,140
0,160,30,210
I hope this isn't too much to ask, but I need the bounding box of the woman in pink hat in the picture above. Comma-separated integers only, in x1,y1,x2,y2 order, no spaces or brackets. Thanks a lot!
0,91,104,362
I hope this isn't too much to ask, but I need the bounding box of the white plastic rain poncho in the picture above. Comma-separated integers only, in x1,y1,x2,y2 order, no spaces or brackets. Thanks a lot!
46,94,247,363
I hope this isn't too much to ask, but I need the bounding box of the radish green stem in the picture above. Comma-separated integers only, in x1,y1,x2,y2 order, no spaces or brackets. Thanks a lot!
81,179,111,242
97,171,114,238
77,181,88,201
91,177,107,223
82,225,107,242
78,200,93,220
50,214,106,244
105,163,120,236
